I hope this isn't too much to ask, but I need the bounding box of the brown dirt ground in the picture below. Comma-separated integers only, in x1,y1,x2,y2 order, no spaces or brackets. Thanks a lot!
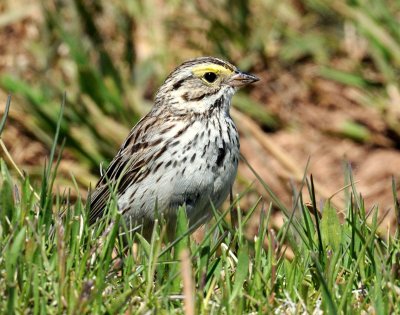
0,6,399,236
240,63,400,235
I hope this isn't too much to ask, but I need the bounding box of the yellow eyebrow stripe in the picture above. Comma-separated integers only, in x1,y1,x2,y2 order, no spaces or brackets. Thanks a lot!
192,64,233,77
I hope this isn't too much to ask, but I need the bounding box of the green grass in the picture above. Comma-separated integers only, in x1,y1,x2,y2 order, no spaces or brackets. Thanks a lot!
0,103,399,314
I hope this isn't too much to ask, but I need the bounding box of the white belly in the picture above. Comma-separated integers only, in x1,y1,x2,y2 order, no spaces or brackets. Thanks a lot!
118,114,239,227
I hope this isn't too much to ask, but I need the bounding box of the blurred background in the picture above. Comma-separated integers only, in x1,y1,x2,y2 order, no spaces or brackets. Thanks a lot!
0,0,399,233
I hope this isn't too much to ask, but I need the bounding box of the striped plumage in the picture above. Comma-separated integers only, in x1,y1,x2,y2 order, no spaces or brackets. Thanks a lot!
89,57,259,238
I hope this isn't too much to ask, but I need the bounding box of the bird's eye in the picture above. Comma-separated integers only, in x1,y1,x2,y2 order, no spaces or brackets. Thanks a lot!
203,72,217,83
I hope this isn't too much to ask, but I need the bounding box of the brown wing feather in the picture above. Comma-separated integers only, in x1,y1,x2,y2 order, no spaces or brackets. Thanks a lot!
88,114,158,224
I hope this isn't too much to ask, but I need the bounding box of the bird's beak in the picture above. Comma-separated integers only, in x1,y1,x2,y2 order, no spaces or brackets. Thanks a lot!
228,71,259,87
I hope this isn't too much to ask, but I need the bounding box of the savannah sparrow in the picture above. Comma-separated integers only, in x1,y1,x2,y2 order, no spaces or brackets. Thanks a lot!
89,56,259,238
